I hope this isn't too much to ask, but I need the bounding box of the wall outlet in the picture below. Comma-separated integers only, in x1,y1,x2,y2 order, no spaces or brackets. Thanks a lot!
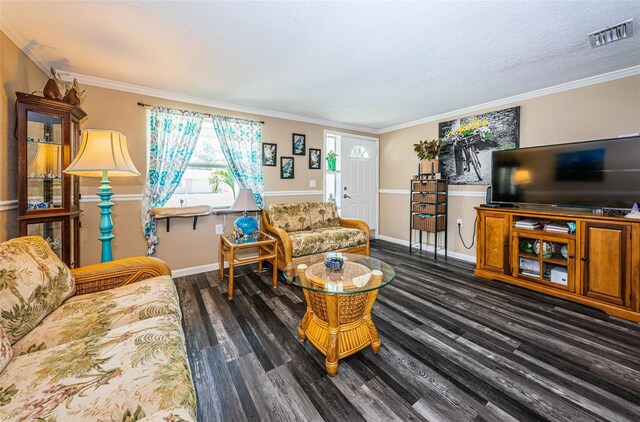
309,179,316,188
457,218,463,227
215,224,223,235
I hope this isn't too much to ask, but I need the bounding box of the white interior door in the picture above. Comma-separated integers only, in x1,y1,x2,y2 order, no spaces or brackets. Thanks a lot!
340,137,378,232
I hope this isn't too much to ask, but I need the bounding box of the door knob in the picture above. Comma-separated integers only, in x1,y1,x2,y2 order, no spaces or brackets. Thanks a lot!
343,194,352,199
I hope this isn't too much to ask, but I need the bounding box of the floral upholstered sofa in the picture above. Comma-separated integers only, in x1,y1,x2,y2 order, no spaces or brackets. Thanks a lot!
261,202,370,272
0,236,196,422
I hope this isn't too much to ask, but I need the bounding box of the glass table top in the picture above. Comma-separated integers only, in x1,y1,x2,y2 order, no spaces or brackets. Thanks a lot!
283,252,396,294
221,231,274,245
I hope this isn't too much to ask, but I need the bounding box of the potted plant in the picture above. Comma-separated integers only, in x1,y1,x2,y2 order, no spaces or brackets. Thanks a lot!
326,150,338,171
413,138,444,177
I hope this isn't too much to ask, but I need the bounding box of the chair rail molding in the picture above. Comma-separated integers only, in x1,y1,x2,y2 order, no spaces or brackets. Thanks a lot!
380,189,484,197
0,199,19,212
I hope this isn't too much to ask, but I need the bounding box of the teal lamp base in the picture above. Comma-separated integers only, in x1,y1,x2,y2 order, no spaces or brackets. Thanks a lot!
97,170,115,262
234,212,258,238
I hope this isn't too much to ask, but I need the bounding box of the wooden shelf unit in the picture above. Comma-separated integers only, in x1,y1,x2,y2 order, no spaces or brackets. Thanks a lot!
475,207,640,322
16,92,86,268
409,177,448,259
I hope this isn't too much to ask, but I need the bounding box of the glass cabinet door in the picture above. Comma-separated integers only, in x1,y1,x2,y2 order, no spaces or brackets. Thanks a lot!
515,233,575,292
26,220,63,259
26,111,63,211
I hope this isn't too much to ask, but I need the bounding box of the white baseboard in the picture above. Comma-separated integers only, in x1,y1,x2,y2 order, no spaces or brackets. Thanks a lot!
172,263,220,278
376,234,476,263
171,253,259,277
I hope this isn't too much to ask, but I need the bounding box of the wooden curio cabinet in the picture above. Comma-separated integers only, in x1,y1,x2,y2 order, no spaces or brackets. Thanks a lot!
16,92,86,268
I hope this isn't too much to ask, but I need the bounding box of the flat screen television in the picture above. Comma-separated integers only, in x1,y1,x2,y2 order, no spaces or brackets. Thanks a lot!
491,136,640,209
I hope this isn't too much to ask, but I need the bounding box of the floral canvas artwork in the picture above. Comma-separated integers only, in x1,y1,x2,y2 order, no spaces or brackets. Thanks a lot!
438,106,520,185
262,142,277,166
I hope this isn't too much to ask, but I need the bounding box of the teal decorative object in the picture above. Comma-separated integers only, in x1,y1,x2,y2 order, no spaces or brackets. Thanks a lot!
520,239,535,254
234,215,258,237
97,171,115,262
534,240,556,259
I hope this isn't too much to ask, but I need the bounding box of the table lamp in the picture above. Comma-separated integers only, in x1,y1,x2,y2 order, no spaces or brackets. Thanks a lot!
64,129,140,262
230,189,261,238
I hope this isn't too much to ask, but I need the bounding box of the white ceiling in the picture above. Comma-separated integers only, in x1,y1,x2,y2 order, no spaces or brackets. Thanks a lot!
2,1,639,132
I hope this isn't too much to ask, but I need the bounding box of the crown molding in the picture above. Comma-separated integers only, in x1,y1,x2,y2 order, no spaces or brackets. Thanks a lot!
378,64,640,134
54,71,379,134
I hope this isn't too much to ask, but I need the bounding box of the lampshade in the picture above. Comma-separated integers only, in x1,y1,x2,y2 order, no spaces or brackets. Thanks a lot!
64,129,140,177
230,189,261,212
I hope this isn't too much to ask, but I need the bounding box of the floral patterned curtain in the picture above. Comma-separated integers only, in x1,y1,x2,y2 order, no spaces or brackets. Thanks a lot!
141,107,204,255
211,115,264,207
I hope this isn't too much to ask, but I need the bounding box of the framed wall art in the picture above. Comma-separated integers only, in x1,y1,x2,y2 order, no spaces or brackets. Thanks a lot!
262,142,277,166
309,148,321,169
280,156,294,179
438,106,520,185
292,133,306,155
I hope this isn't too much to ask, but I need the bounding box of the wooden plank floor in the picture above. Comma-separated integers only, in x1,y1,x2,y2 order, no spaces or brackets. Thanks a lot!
175,240,640,422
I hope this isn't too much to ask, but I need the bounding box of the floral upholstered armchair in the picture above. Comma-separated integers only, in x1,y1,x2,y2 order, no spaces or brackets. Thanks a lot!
0,236,196,422
261,202,370,273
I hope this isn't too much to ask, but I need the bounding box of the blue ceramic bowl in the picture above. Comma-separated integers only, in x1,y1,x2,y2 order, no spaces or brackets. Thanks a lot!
324,256,344,270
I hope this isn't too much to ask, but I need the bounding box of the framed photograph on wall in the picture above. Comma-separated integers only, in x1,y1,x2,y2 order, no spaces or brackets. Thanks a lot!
280,156,294,179
438,106,520,185
292,133,306,155
309,148,321,169
262,142,277,166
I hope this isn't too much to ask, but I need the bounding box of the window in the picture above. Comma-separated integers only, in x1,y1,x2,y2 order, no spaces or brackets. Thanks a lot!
164,120,236,207
350,145,370,158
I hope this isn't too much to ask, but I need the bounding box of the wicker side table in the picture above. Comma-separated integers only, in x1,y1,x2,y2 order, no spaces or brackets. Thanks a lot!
220,232,277,300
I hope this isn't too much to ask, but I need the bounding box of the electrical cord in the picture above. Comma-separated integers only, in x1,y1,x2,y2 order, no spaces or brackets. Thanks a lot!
458,216,477,249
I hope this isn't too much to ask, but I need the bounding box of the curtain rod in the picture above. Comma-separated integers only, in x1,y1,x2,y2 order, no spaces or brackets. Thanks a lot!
136,102,265,124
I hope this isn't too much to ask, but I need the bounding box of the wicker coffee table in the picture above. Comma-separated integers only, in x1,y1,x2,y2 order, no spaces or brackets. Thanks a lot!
284,253,395,376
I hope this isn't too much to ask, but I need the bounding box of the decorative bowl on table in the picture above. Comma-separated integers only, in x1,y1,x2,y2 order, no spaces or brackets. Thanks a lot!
324,256,344,270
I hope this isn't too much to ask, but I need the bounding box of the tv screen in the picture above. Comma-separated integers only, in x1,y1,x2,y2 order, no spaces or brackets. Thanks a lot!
491,136,640,209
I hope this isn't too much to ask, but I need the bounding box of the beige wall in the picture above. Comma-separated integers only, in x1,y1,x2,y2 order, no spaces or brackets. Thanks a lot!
76,85,375,269
0,31,47,241
380,75,640,259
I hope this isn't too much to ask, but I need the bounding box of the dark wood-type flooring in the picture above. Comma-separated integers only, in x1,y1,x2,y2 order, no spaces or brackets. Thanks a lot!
175,240,640,422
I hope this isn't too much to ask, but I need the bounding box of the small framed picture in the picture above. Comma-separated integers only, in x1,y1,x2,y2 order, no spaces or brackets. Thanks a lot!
262,142,277,166
292,133,306,155
280,156,294,179
309,148,321,169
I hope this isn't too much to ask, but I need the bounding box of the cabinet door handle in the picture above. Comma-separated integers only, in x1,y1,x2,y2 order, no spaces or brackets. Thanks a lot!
568,254,574,259
504,242,509,247
581,257,587,261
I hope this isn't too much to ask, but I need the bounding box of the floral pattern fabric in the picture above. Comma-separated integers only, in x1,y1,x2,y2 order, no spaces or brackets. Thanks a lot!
307,202,340,229
0,314,196,421
212,115,264,207
142,107,205,256
12,276,180,356
0,327,11,373
289,227,368,257
267,203,312,232
0,236,75,344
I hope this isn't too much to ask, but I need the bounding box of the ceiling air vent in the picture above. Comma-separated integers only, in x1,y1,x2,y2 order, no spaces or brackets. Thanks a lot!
588,19,633,48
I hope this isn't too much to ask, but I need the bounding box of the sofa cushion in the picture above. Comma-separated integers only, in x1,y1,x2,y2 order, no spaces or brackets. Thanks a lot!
267,202,312,231
289,226,368,257
0,314,196,422
0,236,75,344
0,327,11,373
307,202,340,229
12,275,180,356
